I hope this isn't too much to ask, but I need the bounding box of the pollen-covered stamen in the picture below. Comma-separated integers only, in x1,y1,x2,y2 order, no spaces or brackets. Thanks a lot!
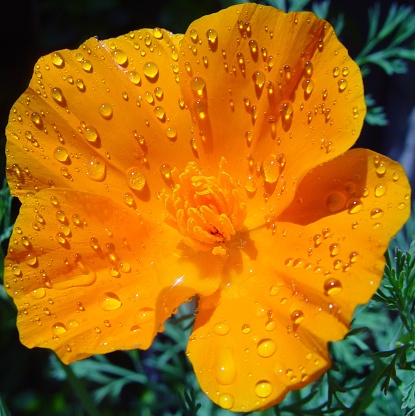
164,158,247,255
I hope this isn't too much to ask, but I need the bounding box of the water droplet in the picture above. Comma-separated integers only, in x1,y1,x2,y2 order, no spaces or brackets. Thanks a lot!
214,348,237,385
159,163,172,180
99,103,113,119
370,208,384,219
302,79,314,96
347,198,363,214
135,307,154,324
68,320,79,328
326,191,346,213
253,70,265,89
329,243,340,256
193,99,207,119
112,49,128,66
338,79,348,92
218,393,234,410
75,78,86,91
262,155,280,183
99,292,122,311
123,193,135,206
324,278,342,295
213,322,230,336
290,310,304,325
190,77,206,97
126,167,146,190
30,288,46,299
281,102,293,120
51,87,65,104
51,52,64,68
26,253,38,266
376,163,386,176
206,29,218,46
255,380,273,398
154,87,163,99
84,125,99,143
190,28,199,42
333,67,340,77
165,127,177,140
245,175,257,193
31,112,43,128
153,27,163,39
128,71,141,85
85,157,106,181
52,322,67,335
53,146,69,163
81,60,93,72
303,61,313,78
257,338,277,358
342,67,349,76
374,184,387,197
241,324,251,334
143,62,159,80
12,265,22,276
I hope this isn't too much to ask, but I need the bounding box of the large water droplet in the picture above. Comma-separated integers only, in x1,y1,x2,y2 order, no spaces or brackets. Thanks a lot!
213,322,230,336
255,380,273,398
84,125,99,143
214,348,237,385
143,62,159,80
326,191,346,213
206,29,218,46
262,155,280,183
30,288,46,299
51,52,64,68
85,157,106,181
253,70,265,89
290,310,304,325
135,307,154,324
347,198,363,214
126,167,146,190
53,146,69,163
99,292,122,311
190,77,206,96
51,87,65,104
257,338,277,358
324,278,342,295
112,49,128,66
218,393,234,410
99,103,113,119
52,322,67,335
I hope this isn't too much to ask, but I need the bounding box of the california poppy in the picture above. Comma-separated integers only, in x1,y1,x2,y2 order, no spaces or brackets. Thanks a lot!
4,3,410,412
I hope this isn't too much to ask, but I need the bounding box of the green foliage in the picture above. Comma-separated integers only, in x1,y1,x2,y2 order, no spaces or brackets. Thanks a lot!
1,1,414,415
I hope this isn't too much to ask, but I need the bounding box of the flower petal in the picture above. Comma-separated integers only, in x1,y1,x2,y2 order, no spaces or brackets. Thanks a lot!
179,4,365,227
5,189,222,363
187,148,410,411
6,29,194,217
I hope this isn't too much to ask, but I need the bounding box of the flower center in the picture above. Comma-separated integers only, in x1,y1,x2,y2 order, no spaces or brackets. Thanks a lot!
164,158,247,255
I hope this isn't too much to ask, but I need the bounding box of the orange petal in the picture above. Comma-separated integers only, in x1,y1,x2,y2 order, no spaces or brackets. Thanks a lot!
6,29,194,218
5,189,222,363
275,148,411,320
187,148,410,411
179,4,365,227
187,270,334,412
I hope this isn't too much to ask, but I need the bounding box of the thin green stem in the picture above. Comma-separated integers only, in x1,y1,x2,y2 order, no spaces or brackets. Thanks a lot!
57,356,101,416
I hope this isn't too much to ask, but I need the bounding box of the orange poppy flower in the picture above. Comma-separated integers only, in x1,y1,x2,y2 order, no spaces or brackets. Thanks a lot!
4,3,411,412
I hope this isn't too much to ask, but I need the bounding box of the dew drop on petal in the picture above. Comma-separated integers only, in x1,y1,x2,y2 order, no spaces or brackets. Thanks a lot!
112,49,128,66
85,157,106,181
241,324,251,334
143,62,159,80
338,79,348,92
165,127,177,140
190,77,206,96
51,87,65,104
374,184,387,197
252,70,265,89
99,292,122,311
214,348,237,385
290,310,304,325
99,103,113,119
218,393,234,410
326,191,346,213
52,322,67,335
135,307,154,324
324,278,342,295
53,146,69,163
370,208,384,219
257,338,277,358
262,155,280,183
51,52,64,68
81,60,93,72
30,288,46,300
329,243,340,256
303,61,313,78
84,125,99,143
206,29,218,46
128,71,141,85
347,198,363,214
255,380,273,398
126,167,146,190
213,322,230,336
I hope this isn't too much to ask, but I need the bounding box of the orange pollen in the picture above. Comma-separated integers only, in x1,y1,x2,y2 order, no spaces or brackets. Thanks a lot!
164,158,247,255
